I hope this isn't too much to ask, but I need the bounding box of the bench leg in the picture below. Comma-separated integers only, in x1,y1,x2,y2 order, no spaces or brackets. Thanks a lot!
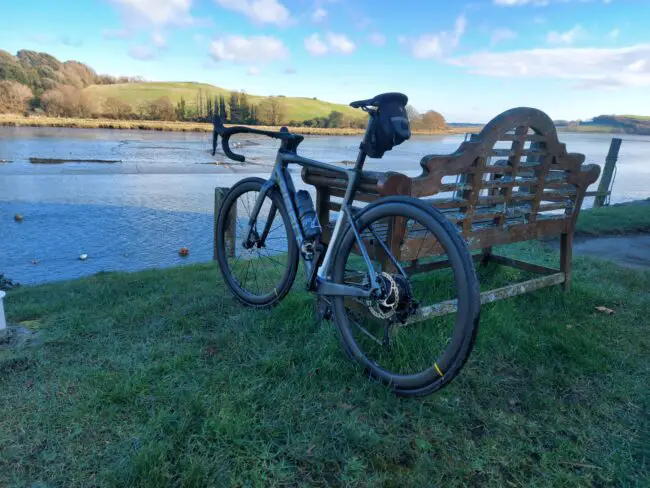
560,232,573,293
481,247,492,266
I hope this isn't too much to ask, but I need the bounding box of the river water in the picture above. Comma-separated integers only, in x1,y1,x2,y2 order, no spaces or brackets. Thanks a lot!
1,127,649,284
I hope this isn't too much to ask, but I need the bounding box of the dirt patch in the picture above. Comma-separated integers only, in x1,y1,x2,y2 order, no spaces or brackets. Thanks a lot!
573,234,650,270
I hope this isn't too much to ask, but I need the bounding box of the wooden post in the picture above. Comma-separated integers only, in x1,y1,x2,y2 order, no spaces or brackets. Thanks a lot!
593,137,622,208
214,187,235,260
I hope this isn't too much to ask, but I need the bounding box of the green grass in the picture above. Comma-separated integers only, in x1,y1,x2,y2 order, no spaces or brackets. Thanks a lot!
84,82,365,122
1,220,649,486
619,115,650,121
576,199,650,235
558,124,622,134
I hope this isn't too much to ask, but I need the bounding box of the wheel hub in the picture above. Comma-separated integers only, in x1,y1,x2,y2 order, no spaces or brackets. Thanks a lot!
367,272,417,323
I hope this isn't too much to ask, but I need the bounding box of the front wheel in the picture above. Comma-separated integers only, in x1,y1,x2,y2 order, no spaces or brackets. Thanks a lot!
331,197,480,397
215,177,299,308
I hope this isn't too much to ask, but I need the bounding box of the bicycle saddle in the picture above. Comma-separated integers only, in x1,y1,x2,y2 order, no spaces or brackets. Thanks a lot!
349,92,408,109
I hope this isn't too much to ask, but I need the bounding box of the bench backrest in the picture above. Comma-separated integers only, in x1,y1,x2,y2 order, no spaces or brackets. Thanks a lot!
302,107,601,253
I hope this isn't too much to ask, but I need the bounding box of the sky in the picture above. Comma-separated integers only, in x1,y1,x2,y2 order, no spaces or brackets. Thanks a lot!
1,0,650,122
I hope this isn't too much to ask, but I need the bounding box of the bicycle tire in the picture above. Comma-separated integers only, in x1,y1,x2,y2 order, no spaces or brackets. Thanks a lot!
330,196,480,397
215,177,299,308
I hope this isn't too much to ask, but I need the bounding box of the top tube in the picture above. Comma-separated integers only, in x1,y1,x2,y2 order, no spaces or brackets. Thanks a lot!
280,152,349,176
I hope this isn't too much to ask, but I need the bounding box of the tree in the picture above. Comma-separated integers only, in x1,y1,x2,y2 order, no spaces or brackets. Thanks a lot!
327,111,344,128
0,80,33,113
214,95,221,119
219,95,227,121
406,104,420,123
414,110,446,131
207,96,213,120
249,104,258,124
238,91,250,123
145,96,175,120
103,97,132,119
259,96,286,125
195,89,204,119
41,85,92,117
175,97,187,121
228,91,239,123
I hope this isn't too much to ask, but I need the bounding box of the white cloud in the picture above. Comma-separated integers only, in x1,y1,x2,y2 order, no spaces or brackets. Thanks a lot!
312,8,327,22
490,28,517,46
284,67,296,74
247,66,261,76
405,14,466,59
128,45,157,60
448,44,650,88
110,0,194,26
304,32,355,55
609,28,620,39
304,33,328,55
327,33,355,54
547,25,586,45
369,32,387,46
152,32,166,47
210,36,289,64
215,0,290,25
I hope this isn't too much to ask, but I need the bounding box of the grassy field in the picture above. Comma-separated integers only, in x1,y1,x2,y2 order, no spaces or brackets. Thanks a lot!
83,82,365,122
0,114,477,136
1,206,649,486
558,124,624,134
576,199,650,235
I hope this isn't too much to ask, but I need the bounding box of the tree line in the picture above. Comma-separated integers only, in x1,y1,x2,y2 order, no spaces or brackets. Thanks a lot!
1,49,447,130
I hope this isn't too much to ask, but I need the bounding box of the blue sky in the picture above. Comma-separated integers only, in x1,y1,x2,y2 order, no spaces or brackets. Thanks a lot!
2,0,649,122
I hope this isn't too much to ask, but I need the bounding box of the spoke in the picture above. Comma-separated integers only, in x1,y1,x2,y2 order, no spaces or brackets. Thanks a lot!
350,313,383,347
253,252,262,293
241,258,252,290
260,251,286,269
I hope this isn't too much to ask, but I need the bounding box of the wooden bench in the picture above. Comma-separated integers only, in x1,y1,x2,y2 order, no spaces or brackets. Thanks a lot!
301,107,601,310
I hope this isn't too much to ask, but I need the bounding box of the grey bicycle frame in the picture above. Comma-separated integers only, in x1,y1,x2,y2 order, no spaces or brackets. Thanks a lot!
243,126,381,299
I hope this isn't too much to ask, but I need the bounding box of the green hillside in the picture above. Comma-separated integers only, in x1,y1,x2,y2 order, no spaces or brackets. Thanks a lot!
84,82,364,122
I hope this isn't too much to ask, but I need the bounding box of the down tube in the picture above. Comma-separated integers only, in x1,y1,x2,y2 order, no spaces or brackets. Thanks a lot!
273,165,314,278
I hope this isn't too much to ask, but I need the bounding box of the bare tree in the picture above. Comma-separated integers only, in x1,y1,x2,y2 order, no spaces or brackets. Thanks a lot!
103,97,132,119
259,96,287,125
144,96,176,121
41,85,92,117
406,104,420,123
412,110,446,131
0,80,32,113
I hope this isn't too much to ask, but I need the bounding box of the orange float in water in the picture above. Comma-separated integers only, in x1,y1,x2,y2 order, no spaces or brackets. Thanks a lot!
179,247,189,257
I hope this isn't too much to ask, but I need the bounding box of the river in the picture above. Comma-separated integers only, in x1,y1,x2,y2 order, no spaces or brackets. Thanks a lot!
1,127,649,284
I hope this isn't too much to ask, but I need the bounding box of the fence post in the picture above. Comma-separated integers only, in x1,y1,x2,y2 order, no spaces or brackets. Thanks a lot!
0,291,6,332
214,187,235,260
593,137,622,208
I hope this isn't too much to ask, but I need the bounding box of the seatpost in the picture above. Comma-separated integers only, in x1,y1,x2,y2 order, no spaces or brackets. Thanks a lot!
354,112,374,171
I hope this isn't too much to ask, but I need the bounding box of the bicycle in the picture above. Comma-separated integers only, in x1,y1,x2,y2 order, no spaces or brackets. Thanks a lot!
213,93,480,397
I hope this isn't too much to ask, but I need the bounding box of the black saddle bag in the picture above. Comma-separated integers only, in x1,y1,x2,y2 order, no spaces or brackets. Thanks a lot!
365,101,411,158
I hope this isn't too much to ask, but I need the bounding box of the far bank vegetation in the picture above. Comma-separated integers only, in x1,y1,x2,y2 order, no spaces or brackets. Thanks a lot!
0,49,455,133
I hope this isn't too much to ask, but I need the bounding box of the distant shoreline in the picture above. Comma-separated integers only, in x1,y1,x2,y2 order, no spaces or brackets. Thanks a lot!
0,115,478,136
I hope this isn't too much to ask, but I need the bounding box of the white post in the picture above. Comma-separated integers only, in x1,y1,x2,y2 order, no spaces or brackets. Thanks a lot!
0,290,6,331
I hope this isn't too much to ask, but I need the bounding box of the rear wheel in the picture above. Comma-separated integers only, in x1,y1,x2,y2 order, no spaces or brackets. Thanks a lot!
331,197,480,397
215,177,298,308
